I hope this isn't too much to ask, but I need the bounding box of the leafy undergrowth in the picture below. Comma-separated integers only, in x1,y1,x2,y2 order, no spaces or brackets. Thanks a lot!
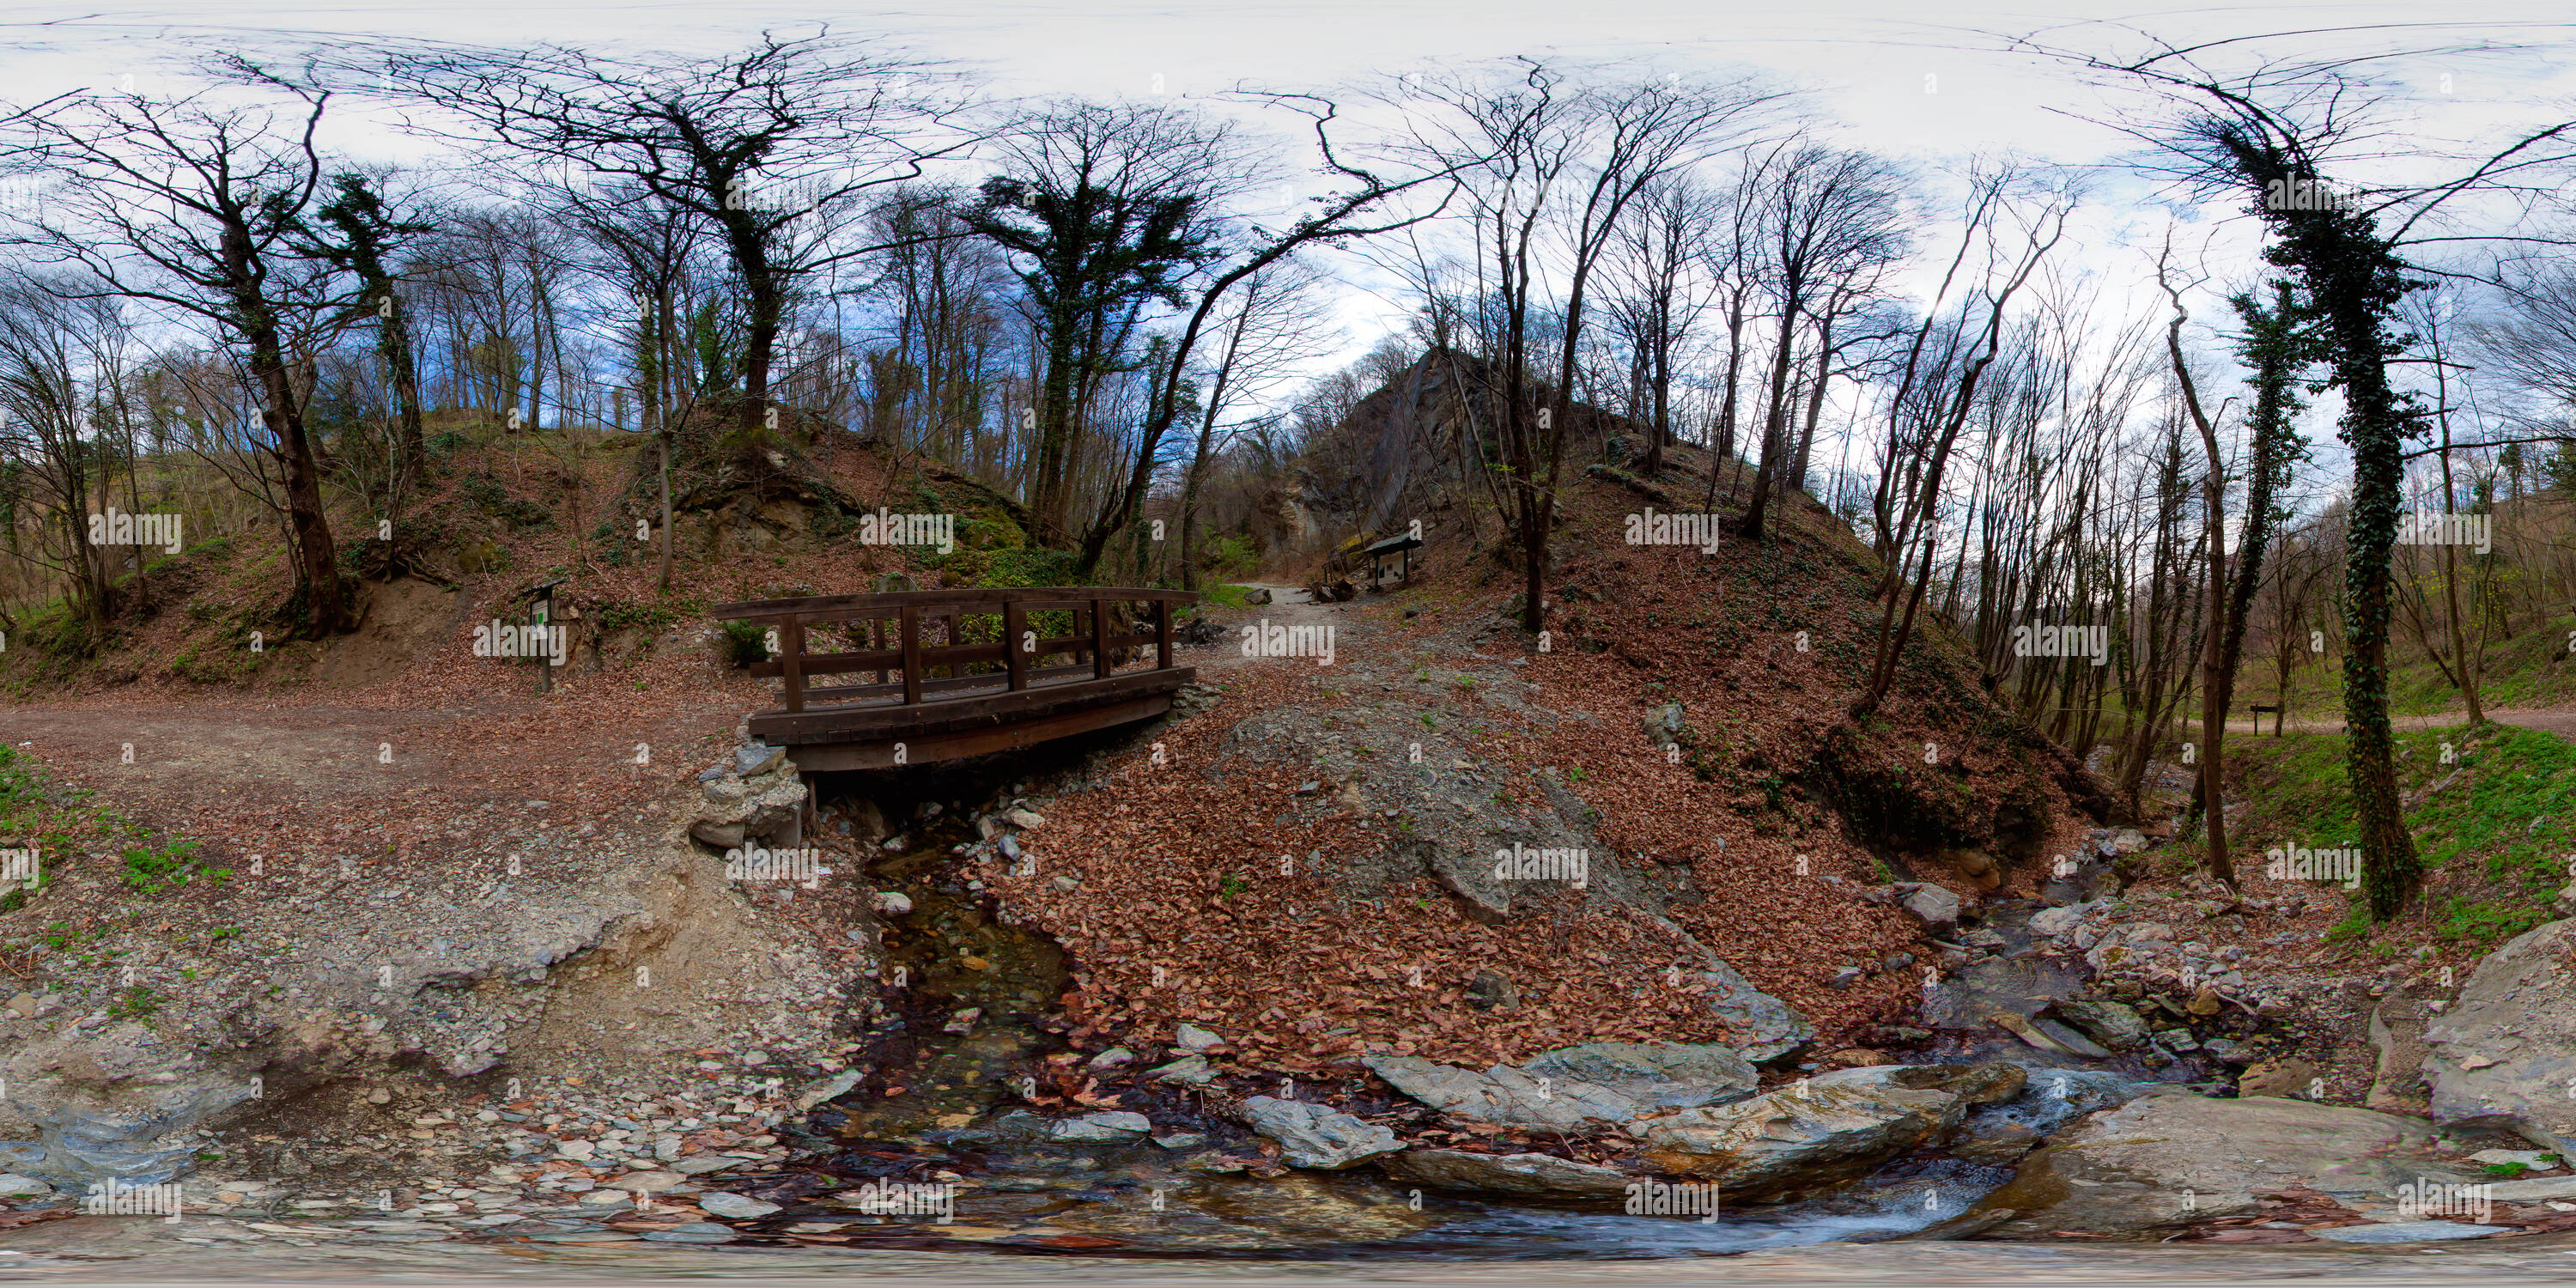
988,441,2107,1071
0,742,204,914
2227,722,2574,951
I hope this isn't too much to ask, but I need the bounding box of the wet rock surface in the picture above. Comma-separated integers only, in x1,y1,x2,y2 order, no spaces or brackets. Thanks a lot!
1967,1089,2481,1240
2423,917,2576,1157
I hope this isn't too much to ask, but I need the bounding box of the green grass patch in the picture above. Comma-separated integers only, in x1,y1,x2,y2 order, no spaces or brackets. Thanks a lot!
2232,722,2575,946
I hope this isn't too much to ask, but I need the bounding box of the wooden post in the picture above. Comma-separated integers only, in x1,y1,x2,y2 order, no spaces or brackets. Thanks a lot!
781,615,806,713
1091,598,1111,679
1156,598,1174,670
1005,599,1028,691
899,606,922,704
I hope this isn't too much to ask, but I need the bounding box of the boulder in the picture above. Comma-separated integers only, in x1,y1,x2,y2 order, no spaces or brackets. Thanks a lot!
1175,1024,1225,1052
2366,988,2432,1115
1240,1097,1403,1170
1894,884,1960,932
2051,998,2149,1051
1364,1055,1636,1129
1516,1042,1760,1114
698,1192,782,1219
0,1020,258,1188
1464,969,1519,1012
1642,702,1687,752
1966,1091,2476,1240
1382,1149,1632,1199
691,769,807,847
689,821,748,849
1049,1111,1152,1144
1150,1054,1218,1085
1632,1064,2009,1201
2422,917,2576,1157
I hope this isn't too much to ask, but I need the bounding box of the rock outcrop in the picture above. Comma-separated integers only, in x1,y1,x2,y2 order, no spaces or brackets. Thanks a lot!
1967,1091,2477,1240
2422,917,2576,1157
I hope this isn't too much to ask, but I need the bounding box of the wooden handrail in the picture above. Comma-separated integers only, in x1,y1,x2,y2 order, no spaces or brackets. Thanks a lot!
714,586,1197,620
717,586,1198,715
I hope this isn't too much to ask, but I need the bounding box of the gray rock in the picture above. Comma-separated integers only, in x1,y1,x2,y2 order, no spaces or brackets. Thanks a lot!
734,743,786,777
2053,998,2151,1051
1175,1023,1224,1051
690,820,748,849
671,1154,752,1176
2424,917,2576,1157
698,1192,782,1218
1518,1042,1759,1114
1049,1111,1152,1143
1151,1132,1206,1151
1085,1047,1135,1071
0,1173,52,1196
692,769,807,845
1464,969,1519,1012
1382,1149,1632,1199
0,1023,258,1188
1969,1091,2481,1240
1895,884,1960,931
1633,1065,1991,1201
2312,1221,2513,1243
2026,902,2097,939
1642,702,1686,751
642,1228,741,1243
1240,1097,1402,1170
1149,1054,1217,1085
2488,1174,2576,1201
793,1069,863,1112
1365,1055,1637,1129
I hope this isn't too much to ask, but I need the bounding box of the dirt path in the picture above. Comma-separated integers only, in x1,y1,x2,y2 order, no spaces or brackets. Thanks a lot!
2218,707,2576,738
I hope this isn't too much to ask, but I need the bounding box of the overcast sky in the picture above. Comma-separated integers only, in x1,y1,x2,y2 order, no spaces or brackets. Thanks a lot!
9,0,2576,488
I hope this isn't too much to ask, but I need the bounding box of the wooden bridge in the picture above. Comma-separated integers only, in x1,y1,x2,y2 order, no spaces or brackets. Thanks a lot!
711,587,1199,771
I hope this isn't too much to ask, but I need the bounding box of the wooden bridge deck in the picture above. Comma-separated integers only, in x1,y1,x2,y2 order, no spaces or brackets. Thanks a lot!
711,587,1197,771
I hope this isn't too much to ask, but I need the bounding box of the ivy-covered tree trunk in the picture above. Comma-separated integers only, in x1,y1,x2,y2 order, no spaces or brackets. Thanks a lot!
2220,136,2423,920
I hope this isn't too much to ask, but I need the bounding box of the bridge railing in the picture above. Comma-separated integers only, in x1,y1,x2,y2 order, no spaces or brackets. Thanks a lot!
710,587,1197,714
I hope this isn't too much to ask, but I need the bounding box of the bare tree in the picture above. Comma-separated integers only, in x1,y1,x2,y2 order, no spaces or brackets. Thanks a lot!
377,29,975,440
0,60,365,634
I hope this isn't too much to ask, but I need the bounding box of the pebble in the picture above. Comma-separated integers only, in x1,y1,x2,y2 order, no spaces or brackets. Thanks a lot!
698,1192,781,1218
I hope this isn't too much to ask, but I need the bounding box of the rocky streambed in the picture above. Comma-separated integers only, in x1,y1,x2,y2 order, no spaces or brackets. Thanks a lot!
9,782,2576,1273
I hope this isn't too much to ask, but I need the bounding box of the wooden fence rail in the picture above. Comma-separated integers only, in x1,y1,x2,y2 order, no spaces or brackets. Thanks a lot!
708,589,1199,767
